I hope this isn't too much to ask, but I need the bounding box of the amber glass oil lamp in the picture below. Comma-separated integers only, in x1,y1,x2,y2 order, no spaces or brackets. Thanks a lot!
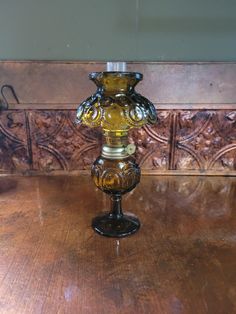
76,62,157,237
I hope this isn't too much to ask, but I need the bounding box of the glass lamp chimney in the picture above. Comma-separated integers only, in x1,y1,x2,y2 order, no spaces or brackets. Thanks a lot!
106,62,127,72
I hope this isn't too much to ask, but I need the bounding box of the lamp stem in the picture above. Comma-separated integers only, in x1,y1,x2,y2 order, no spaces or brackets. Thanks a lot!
110,194,123,219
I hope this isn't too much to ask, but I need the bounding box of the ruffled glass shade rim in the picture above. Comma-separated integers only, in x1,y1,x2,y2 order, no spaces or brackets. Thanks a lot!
89,71,143,81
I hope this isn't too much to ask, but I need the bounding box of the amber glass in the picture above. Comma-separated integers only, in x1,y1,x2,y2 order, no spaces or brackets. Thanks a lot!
76,71,157,237
76,72,157,136
92,156,140,194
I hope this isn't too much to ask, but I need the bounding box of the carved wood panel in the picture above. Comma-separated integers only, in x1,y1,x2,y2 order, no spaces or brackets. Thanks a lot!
0,108,235,174
0,110,30,172
175,110,236,172
28,110,101,172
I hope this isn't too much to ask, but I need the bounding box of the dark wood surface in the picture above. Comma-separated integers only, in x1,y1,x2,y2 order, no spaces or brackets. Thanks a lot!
0,175,235,314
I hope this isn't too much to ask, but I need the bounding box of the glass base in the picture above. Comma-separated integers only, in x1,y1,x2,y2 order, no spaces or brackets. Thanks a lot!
92,213,140,238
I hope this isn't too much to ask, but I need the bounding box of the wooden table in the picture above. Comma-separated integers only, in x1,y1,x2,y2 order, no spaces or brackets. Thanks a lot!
0,175,235,314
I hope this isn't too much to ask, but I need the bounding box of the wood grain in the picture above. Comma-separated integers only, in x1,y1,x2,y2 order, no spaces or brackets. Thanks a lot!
1,61,236,107
0,175,235,313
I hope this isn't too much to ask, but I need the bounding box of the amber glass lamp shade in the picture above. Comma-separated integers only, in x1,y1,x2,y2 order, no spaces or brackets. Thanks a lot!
76,71,157,237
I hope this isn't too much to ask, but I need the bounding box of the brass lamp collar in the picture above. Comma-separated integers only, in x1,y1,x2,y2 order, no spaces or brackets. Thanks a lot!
102,144,136,159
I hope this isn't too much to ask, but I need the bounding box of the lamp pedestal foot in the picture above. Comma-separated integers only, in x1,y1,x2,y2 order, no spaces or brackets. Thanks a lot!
92,194,140,238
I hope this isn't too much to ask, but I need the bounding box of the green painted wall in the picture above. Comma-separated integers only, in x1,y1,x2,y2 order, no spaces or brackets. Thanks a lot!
0,0,235,61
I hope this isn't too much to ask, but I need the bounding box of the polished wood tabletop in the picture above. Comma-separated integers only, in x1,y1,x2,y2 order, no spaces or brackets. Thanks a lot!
0,175,235,314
